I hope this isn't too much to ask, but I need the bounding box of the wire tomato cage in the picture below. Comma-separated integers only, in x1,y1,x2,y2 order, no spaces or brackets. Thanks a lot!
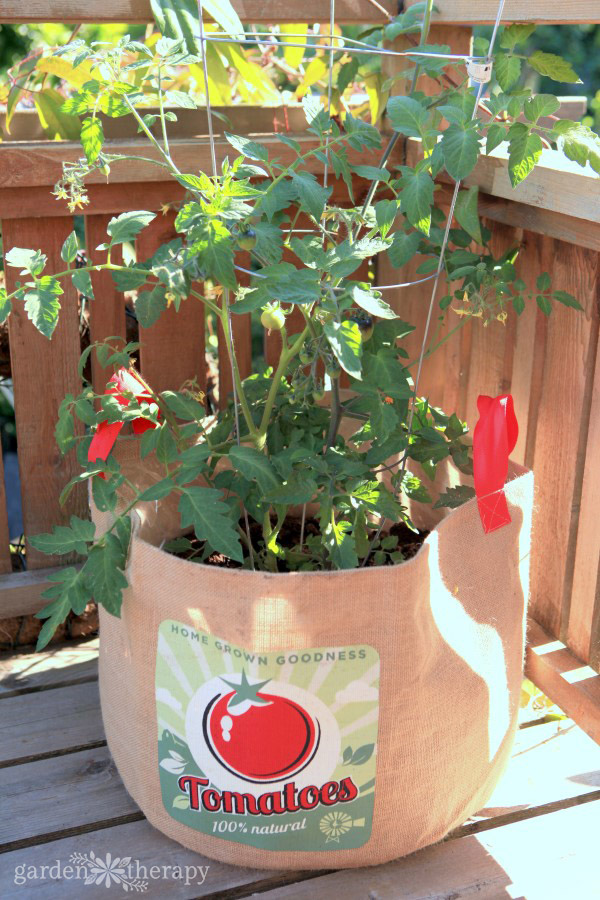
194,0,508,562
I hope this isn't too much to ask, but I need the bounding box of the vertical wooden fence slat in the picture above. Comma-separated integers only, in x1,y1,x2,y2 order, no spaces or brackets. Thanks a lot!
136,212,206,393
0,448,13,573
462,221,516,429
84,214,126,396
2,216,86,568
509,232,551,467
381,25,473,413
569,324,600,665
527,241,600,638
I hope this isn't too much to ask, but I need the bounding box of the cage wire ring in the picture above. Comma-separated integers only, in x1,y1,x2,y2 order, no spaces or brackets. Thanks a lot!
194,0,507,564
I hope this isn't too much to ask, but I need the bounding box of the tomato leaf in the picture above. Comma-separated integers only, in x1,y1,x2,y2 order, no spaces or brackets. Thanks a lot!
433,485,476,509
225,132,269,162
324,320,362,380
441,124,480,181
553,290,582,311
508,124,542,187
81,116,104,164
351,285,397,320
24,276,63,339
85,533,129,616
388,230,421,268
229,446,279,495
454,186,483,244
387,95,428,138
178,486,243,562
398,169,434,235
528,50,581,84
34,87,81,140
61,231,79,264
35,567,90,650
136,285,167,328
107,210,157,246
494,53,521,91
29,515,96,556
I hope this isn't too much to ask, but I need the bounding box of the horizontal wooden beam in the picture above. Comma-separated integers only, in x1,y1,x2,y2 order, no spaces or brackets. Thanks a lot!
0,134,374,191
0,105,309,145
406,139,600,225
468,146,600,225
0,0,396,26
526,618,600,746
0,0,596,26
3,131,597,227
408,0,599,24
477,194,600,251
0,566,81,619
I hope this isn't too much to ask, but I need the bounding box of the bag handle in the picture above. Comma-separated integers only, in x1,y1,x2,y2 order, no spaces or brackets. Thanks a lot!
88,367,157,472
473,394,518,534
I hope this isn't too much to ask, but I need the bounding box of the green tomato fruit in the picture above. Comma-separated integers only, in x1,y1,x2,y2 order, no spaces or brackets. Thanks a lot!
325,358,341,379
312,389,326,403
237,228,257,251
261,304,285,332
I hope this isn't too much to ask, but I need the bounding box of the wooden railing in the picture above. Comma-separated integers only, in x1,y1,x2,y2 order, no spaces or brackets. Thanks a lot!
1,1,600,739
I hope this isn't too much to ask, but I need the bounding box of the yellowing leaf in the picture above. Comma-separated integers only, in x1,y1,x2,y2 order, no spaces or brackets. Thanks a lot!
364,73,388,125
34,88,81,140
296,56,327,98
280,24,308,70
36,55,95,89
189,41,231,105
220,42,280,104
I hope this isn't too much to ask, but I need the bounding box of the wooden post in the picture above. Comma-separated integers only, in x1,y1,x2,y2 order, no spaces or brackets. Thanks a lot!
84,214,127,397
3,217,86,569
378,25,473,410
136,212,207,394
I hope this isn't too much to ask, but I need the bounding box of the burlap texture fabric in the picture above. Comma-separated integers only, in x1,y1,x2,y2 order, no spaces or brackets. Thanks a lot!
94,438,533,869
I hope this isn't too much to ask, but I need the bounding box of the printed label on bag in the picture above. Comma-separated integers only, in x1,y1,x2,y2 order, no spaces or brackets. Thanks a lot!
156,620,379,851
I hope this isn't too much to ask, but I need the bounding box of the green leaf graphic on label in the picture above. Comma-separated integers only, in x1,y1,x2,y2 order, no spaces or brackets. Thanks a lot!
156,621,380,852
350,744,374,765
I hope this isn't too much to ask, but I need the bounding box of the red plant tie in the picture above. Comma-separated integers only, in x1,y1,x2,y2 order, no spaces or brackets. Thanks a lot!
88,368,157,471
473,394,518,534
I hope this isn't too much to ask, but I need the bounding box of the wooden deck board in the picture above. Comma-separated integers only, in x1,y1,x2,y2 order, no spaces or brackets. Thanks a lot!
257,800,600,899
1,681,104,766
0,746,138,849
0,637,598,898
0,639,98,697
0,819,312,899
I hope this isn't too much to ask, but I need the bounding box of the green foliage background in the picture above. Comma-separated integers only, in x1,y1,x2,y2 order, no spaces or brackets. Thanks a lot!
1,23,599,131
476,23,600,131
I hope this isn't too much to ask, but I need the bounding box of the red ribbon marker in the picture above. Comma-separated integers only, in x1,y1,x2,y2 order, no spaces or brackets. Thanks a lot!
472,394,518,534
88,367,157,472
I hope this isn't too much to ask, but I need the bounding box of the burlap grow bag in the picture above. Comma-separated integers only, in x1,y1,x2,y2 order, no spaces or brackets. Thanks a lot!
95,442,533,870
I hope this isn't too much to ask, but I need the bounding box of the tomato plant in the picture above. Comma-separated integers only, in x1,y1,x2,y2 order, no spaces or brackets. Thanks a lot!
2,1,590,649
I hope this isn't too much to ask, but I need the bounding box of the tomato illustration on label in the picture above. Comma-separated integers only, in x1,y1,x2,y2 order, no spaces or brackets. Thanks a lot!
157,622,379,852
204,670,320,784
